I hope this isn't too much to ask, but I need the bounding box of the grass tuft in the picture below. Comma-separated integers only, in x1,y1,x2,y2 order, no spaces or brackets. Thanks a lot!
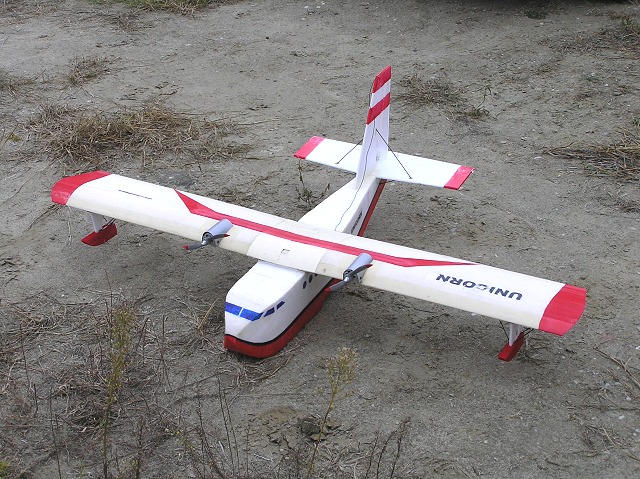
544,126,640,182
398,74,465,110
98,0,235,14
398,73,491,120
67,56,112,85
0,69,33,95
27,101,248,168
558,14,640,58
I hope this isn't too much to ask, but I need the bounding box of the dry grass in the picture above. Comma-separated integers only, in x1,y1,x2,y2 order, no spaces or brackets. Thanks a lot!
101,0,237,14
0,288,419,478
398,73,490,120
558,14,640,58
67,56,112,85
544,127,640,182
615,196,640,213
27,101,248,168
107,10,144,30
0,69,33,95
398,74,465,110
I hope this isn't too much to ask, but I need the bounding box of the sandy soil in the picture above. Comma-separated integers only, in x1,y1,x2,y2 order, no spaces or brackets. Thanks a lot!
1,0,639,477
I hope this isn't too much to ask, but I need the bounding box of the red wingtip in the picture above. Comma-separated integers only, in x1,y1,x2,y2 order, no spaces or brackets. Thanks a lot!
294,136,325,159
51,171,111,205
444,166,474,190
538,284,587,336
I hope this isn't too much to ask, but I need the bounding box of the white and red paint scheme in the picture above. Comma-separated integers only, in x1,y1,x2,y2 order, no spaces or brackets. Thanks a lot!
51,67,586,361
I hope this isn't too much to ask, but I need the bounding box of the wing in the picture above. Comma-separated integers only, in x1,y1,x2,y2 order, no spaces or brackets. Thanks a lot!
52,171,586,335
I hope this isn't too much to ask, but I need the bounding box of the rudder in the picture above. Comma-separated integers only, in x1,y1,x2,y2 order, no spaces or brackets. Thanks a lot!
354,66,391,186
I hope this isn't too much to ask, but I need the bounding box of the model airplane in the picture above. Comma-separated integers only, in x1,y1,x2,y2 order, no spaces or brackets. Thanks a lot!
51,66,586,361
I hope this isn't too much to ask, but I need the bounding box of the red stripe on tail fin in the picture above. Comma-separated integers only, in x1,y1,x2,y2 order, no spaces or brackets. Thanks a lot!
372,66,392,93
366,92,390,124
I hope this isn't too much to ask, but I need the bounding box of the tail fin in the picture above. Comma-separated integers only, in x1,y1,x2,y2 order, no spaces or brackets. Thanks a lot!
354,66,391,186
294,66,474,191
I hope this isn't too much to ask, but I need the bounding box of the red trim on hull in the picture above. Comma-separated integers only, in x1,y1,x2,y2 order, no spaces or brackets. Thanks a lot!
224,279,336,358
51,171,111,205
358,180,386,236
444,166,474,190
177,191,473,268
539,284,587,336
294,136,325,159
225,177,386,358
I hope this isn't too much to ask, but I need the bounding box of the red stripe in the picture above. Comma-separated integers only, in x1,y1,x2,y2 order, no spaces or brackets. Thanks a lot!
177,191,473,268
357,180,386,236
444,166,474,190
372,66,392,93
294,136,325,159
51,171,111,205
538,284,586,335
366,92,390,125
224,178,387,358
224,278,336,358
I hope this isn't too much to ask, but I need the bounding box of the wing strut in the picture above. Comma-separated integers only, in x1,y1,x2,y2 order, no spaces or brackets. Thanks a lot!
498,323,527,362
82,213,117,246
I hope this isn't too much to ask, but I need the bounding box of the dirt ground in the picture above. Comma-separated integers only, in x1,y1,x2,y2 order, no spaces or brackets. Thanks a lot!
1,0,639,477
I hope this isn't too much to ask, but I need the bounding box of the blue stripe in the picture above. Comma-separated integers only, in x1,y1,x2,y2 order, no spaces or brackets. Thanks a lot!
225,302,242,315
226,301,285,322
240,309,263,321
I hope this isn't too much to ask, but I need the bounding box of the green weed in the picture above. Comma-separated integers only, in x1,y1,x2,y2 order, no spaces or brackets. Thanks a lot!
306,347,357,479
102,305,136,478
0,460,11,479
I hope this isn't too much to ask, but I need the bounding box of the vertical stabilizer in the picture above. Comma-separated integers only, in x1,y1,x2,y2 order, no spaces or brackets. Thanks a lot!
354,66,391,187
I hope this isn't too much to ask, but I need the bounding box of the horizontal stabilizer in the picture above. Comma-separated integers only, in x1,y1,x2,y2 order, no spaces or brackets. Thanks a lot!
295,136,473,190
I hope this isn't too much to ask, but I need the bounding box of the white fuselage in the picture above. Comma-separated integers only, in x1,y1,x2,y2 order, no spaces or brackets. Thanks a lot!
223,175,384,357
